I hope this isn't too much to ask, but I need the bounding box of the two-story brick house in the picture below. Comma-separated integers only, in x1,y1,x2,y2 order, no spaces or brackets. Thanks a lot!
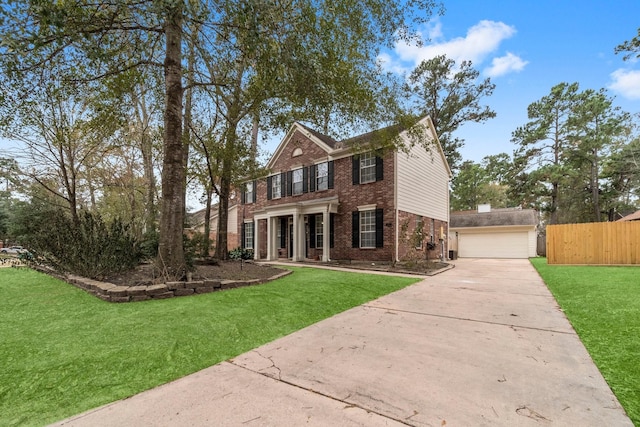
237,116,451,263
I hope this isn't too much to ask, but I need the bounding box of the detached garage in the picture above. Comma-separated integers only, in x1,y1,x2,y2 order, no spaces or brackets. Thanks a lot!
449,206,538,259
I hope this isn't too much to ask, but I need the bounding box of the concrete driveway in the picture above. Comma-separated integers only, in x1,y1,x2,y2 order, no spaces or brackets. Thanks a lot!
52,258,632,426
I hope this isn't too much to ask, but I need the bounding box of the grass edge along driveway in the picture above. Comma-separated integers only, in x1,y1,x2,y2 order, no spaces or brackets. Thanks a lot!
0,266,420,427
531,258,639,426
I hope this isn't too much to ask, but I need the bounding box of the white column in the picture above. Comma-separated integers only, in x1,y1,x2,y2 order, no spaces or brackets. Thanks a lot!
292,213,299,261
253,218,259,260
297,214,306,261
322,210,330,262
266,217,274,261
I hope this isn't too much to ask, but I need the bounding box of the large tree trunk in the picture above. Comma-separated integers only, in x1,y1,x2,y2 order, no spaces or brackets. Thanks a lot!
215,165,232,260
158,6,186,277
203,186,213,256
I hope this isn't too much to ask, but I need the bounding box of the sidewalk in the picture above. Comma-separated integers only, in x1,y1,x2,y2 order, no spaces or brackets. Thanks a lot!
52,258,632,426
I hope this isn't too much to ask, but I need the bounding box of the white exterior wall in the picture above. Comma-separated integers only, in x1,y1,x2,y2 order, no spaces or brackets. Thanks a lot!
396,131,450,221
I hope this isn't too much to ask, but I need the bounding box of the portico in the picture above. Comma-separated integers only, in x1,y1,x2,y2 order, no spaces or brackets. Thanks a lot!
251,196,338,262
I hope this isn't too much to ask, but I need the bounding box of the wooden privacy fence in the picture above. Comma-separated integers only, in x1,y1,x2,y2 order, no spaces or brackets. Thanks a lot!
546,222,640,265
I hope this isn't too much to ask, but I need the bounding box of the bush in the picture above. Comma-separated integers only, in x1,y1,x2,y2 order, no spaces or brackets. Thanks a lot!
20,208,142,279
228,247,253,260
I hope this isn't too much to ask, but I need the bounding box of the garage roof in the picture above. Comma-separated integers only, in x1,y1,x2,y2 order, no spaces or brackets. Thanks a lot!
450,208,538,228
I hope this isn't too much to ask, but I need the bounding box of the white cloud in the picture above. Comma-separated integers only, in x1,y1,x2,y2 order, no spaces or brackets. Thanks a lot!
484,52,528,77
377,52,410,75
393,20,517,70
608,69,640,100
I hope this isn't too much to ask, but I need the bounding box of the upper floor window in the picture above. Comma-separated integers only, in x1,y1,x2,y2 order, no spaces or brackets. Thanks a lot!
309,161,333,192
292,168,303,195
271,174,282,199
316,162,329,191
245,181,254,204
352,153,382,185
360,152,376,184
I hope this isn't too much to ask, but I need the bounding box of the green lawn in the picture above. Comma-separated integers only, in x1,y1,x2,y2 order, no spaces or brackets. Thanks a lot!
0,266,420,427
531,258,640,425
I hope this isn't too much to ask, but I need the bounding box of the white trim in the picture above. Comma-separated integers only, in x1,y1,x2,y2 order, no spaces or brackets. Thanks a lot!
357,204,377,211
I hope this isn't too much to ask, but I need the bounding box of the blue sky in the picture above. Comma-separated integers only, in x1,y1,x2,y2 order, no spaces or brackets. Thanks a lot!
377,0,640,163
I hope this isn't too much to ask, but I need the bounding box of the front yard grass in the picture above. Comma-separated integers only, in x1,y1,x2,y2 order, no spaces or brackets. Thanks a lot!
531,258,640,425
0,266,420,426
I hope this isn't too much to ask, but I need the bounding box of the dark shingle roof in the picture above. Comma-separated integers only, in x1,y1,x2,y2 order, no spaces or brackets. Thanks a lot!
296,123,339,148
450,209,538,228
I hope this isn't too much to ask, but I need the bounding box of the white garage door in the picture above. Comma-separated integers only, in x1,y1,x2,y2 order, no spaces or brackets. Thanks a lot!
458,231,529,259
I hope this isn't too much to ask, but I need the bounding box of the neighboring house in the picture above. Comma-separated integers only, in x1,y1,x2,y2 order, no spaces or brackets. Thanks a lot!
617,209,640,222
188,202,239,253
449,205,538,259
237,116,451,262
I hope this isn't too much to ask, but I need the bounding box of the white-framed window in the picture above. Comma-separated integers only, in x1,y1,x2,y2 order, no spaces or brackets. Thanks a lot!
316,162,328,191
244,222,254,249
246,181,254,203
360,210,376,248
360,152,376,184
271,174,281,199
292,168,303,195
315,214,323,248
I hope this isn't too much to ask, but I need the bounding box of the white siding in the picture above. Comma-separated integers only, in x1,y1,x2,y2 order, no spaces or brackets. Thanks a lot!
396,129,450,221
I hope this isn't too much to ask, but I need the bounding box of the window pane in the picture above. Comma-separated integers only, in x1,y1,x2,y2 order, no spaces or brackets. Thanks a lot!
360,152,376,183
293,169,303,195
246,182,254,203
244,223,254,249
272,174,281,198
317,162,328,191
360,210,376,248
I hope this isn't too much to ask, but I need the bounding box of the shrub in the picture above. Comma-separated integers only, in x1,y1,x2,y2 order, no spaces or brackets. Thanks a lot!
20,208,142,279
228,247,253,260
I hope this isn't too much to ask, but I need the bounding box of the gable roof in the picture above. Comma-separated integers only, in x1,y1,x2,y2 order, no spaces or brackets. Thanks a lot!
266,116,451,177
450,208,538,228
617,209,640,222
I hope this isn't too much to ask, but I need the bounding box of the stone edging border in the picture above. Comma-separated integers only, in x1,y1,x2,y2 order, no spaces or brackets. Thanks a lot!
32,265,293,303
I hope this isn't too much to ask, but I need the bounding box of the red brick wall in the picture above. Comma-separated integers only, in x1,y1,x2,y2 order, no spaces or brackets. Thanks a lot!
396,210,448,261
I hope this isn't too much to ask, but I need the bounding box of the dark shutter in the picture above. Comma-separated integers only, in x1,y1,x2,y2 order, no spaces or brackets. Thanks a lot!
252,180,257,203
241,223,246,249
375,208,384,248
280,217,287,248
352,211,359,248
267,176,272,200
309,215,316,248
309,165,316,192
375,156,384,181
240,187,246,204
286,171,293,196
352,156,360,185
328,160,334,189
280,172,286,197
330,213,335,248
302,167,308,193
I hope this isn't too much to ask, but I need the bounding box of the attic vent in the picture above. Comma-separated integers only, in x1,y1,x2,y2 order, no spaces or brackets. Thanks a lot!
478,204,491,213
292,147,303,157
